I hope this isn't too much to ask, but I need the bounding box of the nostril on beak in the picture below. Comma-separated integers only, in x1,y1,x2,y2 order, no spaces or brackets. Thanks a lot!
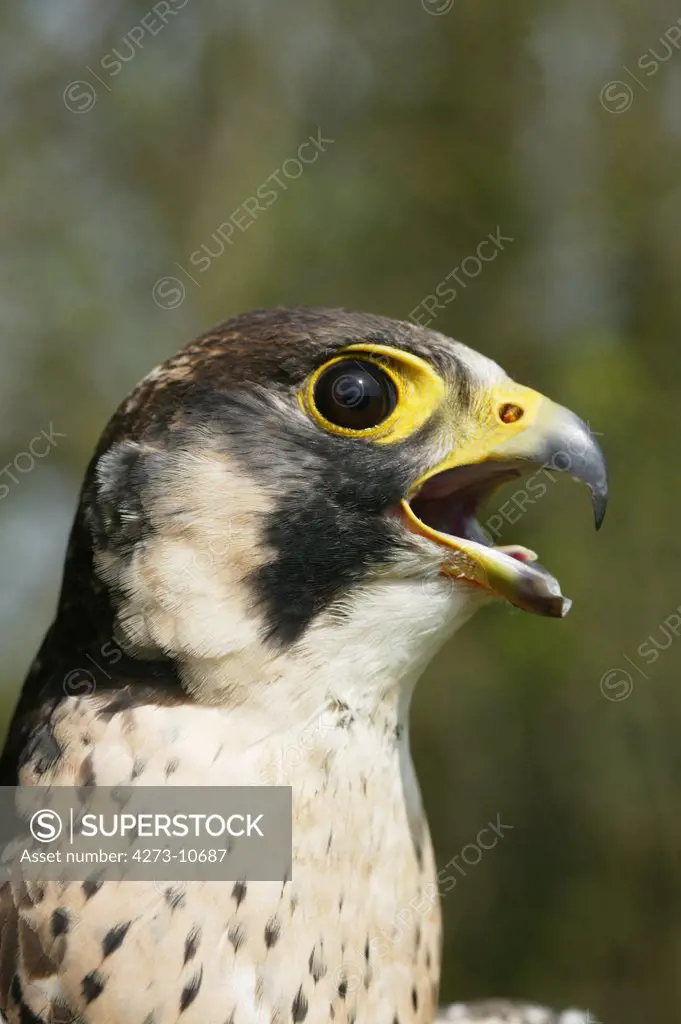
499,403,524,424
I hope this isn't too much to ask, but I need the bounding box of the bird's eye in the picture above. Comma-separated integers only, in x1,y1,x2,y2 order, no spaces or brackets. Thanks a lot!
312,359,398,431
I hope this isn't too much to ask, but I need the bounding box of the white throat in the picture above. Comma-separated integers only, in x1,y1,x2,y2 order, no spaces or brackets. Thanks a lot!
177,576,485,731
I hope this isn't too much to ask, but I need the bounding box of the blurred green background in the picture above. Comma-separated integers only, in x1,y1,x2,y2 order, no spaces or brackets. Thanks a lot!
1,1,680,1020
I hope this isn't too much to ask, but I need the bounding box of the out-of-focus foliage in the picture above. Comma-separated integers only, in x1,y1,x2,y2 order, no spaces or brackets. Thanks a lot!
1,0,680,1020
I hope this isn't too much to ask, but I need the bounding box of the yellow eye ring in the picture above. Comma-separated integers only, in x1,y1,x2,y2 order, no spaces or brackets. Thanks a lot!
299,343,447,444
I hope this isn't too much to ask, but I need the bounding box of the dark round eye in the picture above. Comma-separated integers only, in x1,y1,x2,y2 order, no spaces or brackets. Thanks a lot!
313,359,397,431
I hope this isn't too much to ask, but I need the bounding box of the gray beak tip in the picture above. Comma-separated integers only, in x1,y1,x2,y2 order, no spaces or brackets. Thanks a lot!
560,412,608,532
593,489,607,531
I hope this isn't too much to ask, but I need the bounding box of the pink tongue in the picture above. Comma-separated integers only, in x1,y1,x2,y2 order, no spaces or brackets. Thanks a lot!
497,544,539,564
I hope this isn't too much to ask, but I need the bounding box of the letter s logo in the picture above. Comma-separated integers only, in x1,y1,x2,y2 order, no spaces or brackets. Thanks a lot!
29,809,63,843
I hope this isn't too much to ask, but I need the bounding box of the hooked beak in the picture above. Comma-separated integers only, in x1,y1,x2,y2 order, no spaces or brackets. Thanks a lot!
400,386,608,617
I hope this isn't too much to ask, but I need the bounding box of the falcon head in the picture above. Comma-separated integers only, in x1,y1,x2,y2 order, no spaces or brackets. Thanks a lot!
46,307,608,709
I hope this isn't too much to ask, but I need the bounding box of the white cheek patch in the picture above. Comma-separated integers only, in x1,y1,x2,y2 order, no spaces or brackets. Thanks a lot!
92,449,273,680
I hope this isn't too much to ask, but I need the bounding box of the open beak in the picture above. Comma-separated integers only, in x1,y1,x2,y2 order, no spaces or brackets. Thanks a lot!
400,386,608,617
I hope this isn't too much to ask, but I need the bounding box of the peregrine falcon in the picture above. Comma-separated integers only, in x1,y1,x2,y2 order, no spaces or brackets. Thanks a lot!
0,307,607,1024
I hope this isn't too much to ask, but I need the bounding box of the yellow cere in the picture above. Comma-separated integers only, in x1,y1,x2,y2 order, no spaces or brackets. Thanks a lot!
301,343,447,444
406,381,548,497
